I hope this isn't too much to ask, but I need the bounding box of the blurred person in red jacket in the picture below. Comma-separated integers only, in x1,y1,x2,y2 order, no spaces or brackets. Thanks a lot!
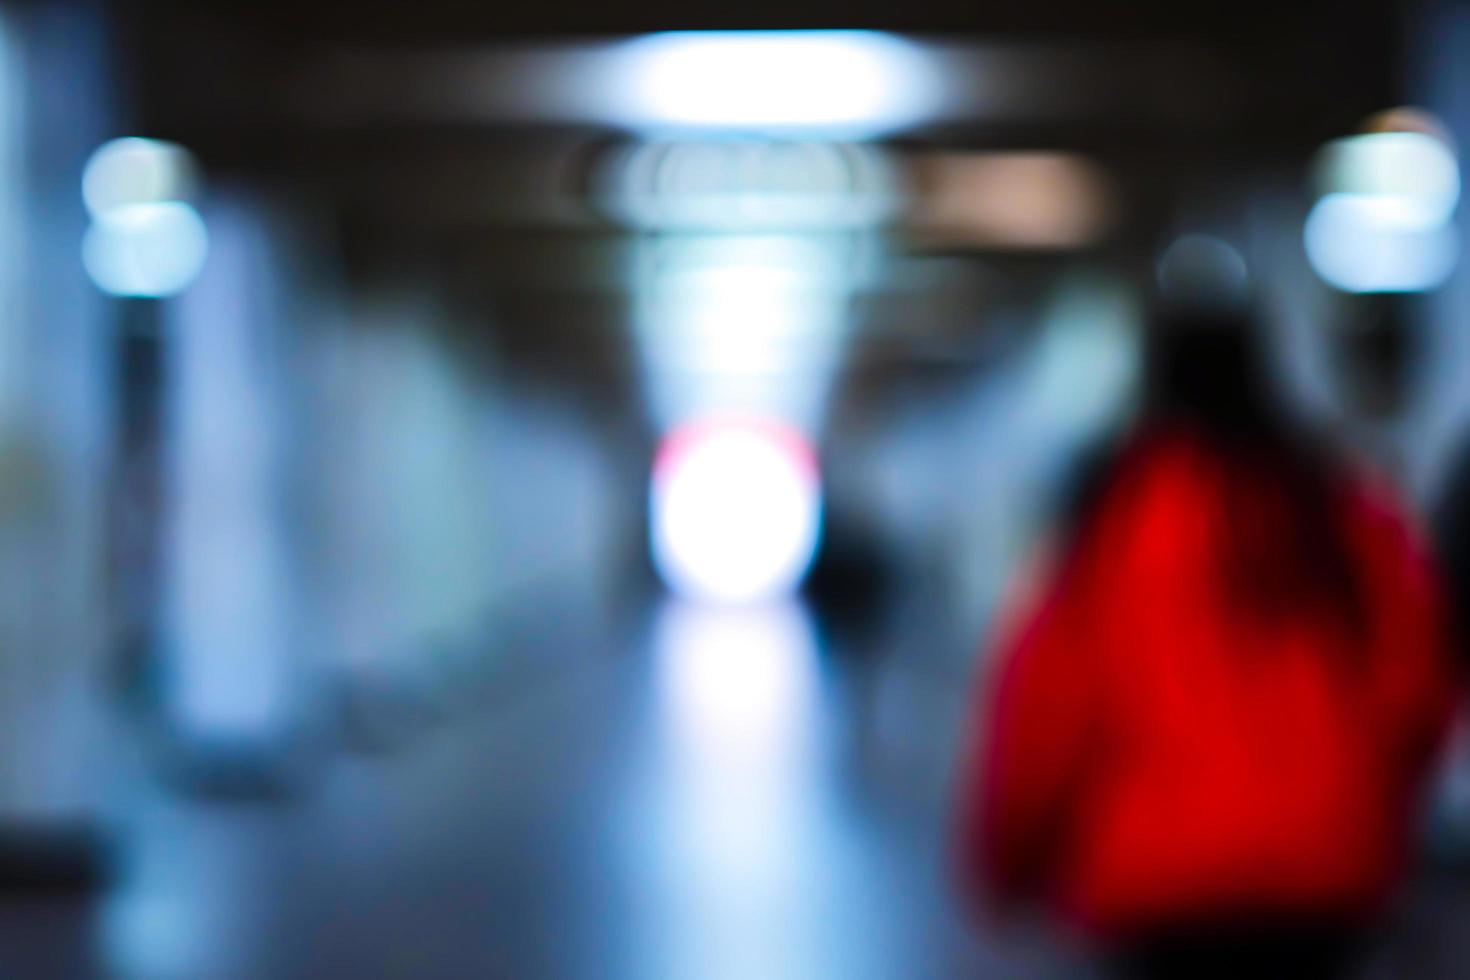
955,305,1458,979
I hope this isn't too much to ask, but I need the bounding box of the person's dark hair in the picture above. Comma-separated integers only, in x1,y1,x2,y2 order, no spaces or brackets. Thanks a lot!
1144,308,1277,439
1067,307,1366,642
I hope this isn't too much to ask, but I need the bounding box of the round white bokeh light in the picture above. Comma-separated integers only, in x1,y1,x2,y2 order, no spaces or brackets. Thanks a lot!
651,421,822,604
1304,192,1458,293
82,201,209,298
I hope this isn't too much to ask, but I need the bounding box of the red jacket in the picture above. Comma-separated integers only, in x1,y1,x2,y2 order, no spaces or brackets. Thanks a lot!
957,431,1457,937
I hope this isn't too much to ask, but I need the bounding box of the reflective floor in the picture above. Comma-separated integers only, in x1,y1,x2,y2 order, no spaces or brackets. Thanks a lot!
0,598,1017,979
0,596,1468,979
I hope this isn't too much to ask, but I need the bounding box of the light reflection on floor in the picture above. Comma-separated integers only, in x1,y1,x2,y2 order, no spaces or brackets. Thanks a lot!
627,600,864,980
3,589,1468,978
2,596,1069,978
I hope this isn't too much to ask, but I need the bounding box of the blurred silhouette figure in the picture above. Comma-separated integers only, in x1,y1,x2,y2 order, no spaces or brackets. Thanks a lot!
956,305,1458,979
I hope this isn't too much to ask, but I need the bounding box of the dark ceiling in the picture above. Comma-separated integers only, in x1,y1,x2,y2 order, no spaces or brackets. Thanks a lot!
118,0,1405,148
99,0,1418,403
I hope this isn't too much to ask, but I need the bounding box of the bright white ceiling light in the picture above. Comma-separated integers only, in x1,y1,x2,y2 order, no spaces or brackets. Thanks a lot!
1304,192,1458,293
617,31,939,136
82,137,199,220
1305,116,1461,294
1313,131,1459,230
82,201,209,298
82,137,208,298
651,420,822,604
